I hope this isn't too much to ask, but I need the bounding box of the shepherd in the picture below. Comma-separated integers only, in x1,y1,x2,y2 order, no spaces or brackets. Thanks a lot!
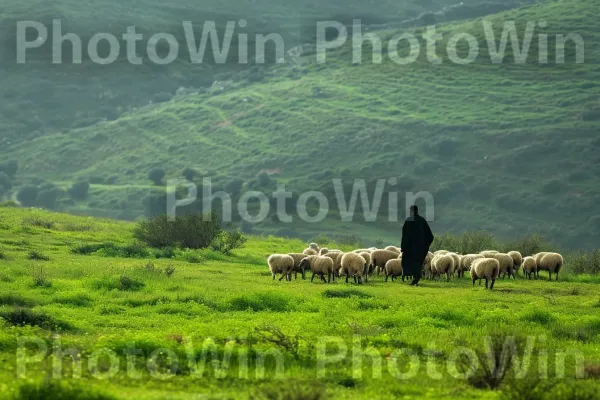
400,205,434,286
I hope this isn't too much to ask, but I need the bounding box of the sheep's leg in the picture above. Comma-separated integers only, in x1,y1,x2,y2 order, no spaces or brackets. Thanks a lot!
385,274,389,282
311,273,315,282
346,274,349,284
272,273,276,280
485,278,489,289
327,272,331,283
353,275,357,284
555,271,559,281
472,277,476,287
279,274,284,281
446,272,450,282
548,270,552,282
490,279,495,290
357,276,362,285
320,274,327,283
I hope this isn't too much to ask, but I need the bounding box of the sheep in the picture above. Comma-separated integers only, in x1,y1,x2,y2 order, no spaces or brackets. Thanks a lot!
480,250,499,258
384,259,404,282
267,254,295,281
353,248,372,254
487,253,515,279
461,254,484,273
323,251,344,280
287,253,308,280
370,249,401,276
471,257,500,289
538,252,563,281
431,254,455,282
359,252,372,281
339,253,366,284
385,245,401,253
309,242,321,253
368,247,378,251
302,248,318,256
507,251,523,276
522,256,537,280
532,252,550,279
319,247,329,255
447,253,462,278
423,251,434,279
434,250,449,256
299,255,334,283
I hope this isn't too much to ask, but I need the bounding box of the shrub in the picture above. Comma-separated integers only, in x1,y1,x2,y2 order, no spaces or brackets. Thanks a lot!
23,217,56,229
323,289,372,299
28,250,50,261
257,171,271,186
36,188,61,209
567,250,600,274
0,172,11,191
0,308,69,330
164,265,176,277
32,266,52,287
502,234,550,256
210,225,247,254
182,167,197,181
119,275,145,291
0,293,37,307
0,160,18,178
134,210,222,249
148,168,166,185
68,180,90,200
14,380,117,400
17,185,39,207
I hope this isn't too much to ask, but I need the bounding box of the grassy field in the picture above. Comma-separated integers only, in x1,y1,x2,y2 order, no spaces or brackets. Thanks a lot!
1,206,599,399
2,0,599,248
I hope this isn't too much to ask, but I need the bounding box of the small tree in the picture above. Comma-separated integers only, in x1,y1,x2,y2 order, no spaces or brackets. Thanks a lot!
17,186,39,207
257,172,271,187
182,167,197,181
68,181,90,200
37,188,61,210
149,168,166,186
0,172,11,191
0,160,18,179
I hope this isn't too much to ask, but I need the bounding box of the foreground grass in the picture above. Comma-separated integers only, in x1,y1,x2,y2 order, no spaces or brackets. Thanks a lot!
1,208,599,399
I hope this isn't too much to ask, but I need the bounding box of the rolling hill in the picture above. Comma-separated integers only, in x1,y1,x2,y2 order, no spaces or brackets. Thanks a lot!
1,0,599,248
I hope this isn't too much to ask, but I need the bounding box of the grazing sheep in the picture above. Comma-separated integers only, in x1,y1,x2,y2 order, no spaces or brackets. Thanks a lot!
384,259,404,282
538,252,564,281
287,253,308,280
422,251,434,279
339,253,366,284
299,255,334,283
319,247,329,255
431,254,455,282
480,250,499,258
532,252,550,279
359,252,372,281
471,257,500,289
507,251,523,276
267,254,295,281
488,253,515,279
447,253,462,278
353,248,372,254
461,254,484,273
368,247,378,251
522,256,537,280
434,250,449,256
303,248,318,256
370,249,401,276
323,251,344,280
309,242,321,253
385,245,401,253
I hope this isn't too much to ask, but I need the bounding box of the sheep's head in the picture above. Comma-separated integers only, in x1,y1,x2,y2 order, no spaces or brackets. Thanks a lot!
299,257,311,273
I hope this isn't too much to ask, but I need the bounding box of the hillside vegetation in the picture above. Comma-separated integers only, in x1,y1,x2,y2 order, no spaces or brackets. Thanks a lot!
1,207,600,399
1,0,599,248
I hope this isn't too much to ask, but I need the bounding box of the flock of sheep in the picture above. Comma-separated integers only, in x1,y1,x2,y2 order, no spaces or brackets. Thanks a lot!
267,243,564,290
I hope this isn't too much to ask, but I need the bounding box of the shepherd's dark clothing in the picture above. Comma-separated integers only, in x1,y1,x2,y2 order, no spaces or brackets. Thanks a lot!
400,213,434,284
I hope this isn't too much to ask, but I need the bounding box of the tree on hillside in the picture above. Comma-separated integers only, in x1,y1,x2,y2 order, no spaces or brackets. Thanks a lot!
149,168,166,186
0,160,18,179
17,186,39,207
182,167,197,181
68,181,90,200
0,172,11,191
37,188,62,210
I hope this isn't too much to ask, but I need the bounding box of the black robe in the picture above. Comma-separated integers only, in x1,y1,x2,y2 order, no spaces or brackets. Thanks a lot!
400,213,434,277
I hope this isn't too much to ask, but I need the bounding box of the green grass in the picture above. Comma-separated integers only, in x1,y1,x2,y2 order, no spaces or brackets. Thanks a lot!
1,0,599,248
1,206,600,399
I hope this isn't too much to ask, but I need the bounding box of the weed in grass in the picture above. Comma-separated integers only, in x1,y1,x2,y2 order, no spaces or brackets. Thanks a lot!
92,276,145,291
254,324,302,359
32,266,52,288
0,307,71,330
23,217,56,230
322,289,372,299
0,249,5,259
53,293,93,307
182,252,203,264
585,364,600,379
14,380,116,400
0,293,38,307
164,264,176,277
28,250,49,261
230,292,292,312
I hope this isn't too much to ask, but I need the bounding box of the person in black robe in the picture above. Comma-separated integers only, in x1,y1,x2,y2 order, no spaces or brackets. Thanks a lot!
400,205,434,286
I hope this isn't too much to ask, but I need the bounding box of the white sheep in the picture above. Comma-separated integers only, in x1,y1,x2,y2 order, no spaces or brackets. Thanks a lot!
461,254,484,272
303,248,318,256
309,242,321,253
431,254,455,282
384,259,404,282
358,252,372,281
299,255,335,283
532,252,550,279
384,245,401,253
267,254,295,282
339,253,366,284
488,253,515,279
370,249,401,276
447,253,462,278
319,247,329,255
434,250,449,256
480,250,499,258
287,253,308,280
471,257,500,289
323,251,343,280
423,251,434,279
538,252,563,281
507,251,523,276
522,256,537,280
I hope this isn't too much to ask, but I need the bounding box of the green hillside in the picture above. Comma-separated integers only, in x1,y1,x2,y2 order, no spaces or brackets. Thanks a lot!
2,0,600,248
1,207,599,399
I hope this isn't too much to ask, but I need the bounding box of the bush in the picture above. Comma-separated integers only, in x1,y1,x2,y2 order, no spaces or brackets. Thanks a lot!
210,225,247,254
14,380,117,400
182,167,197,181
0,308,70,330
148,168,166,185
257,171,271,187
0,172,11,191
502,234,550,256
164,265,176,277
36,188,61,209
0,160,18,178
134,210,222,249
68,180,90,200
17,185,39,207
28,250,50,261
567,250,600,274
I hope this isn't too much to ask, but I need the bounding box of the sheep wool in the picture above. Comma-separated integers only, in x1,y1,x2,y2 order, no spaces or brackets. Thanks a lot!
370,249,401,276
447,253,463,278
507,251,523,274
359,252,372,281
339,253,366,284
309,242,321,253
299,255,335,283
480,250,499,258
287,253,308,280
267,254,295,282
522,256,538,280
461,254,484,272
538,252,564,281
303,248,318,256
384,259,404,282
489,253,515,279
431,254,455,282
384,245,401,253
471,257,500,289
